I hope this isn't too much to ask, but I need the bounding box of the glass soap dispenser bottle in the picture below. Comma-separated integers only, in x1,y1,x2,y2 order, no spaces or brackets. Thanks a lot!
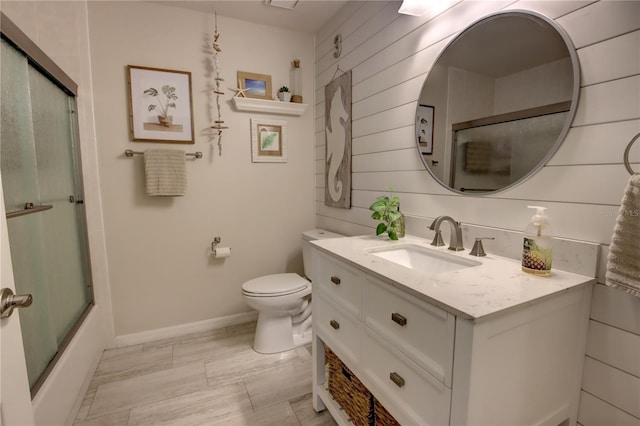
291,59,303,103
397,204,406,238
522,205,553,276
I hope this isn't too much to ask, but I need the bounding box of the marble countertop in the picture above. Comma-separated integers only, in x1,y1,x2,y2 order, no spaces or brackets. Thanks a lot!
311,234,595,322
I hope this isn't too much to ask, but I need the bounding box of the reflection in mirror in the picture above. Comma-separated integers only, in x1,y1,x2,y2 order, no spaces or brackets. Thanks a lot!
416,11,580,194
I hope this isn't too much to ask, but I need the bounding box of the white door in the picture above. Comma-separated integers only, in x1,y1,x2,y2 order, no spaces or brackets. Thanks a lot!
0,180,35,425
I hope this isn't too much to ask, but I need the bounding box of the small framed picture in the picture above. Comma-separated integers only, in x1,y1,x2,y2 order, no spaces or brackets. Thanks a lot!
417,104,434,155
127,65,194,143
251,118,287,163
238,71,273,100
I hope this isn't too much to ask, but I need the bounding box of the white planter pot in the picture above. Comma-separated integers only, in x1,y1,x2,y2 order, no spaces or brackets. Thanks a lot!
278,92,292,102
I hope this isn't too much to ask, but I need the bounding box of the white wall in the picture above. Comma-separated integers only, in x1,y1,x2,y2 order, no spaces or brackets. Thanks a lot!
494,57,574,114
314,1,639,423
87,1,316,339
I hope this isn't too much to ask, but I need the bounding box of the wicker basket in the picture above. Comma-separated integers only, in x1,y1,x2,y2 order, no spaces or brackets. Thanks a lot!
374,398,401,426
325,345,375,426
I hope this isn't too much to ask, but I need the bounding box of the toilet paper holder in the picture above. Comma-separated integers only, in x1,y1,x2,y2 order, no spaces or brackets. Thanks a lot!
211,236,221,251
211,236,231,258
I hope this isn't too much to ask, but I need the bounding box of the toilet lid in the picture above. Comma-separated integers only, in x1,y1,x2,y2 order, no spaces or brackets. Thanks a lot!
241,273,309,296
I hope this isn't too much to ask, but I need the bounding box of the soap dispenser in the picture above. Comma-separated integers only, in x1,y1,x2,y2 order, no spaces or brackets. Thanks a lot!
522,206,553,276
397,204,406,238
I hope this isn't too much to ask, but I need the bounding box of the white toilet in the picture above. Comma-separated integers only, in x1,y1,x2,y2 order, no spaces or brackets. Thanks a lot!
241,229,343,354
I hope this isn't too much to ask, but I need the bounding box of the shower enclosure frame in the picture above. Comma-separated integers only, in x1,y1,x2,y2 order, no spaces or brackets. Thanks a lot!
1,11,95,397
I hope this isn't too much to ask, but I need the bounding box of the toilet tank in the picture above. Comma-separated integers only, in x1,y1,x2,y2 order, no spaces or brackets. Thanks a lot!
302,229,344,280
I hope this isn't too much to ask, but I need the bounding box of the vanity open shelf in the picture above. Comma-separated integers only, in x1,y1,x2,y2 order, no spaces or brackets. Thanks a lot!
310,235,595,425
315,384,353,426
231,96,307,116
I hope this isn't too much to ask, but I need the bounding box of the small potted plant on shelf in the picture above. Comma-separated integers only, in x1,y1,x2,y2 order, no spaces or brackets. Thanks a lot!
278,86,292,102
144,85,178,127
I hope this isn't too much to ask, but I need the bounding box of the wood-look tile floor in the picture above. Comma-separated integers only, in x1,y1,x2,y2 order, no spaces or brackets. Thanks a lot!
74,322,337,426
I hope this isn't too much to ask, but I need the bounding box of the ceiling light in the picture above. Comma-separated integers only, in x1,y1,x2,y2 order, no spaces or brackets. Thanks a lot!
398,0,430,16
265,0,299,10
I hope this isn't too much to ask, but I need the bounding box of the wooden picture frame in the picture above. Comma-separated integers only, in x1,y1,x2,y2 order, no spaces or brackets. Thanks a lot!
127,65,194,143
417,104,434,155
238,71,273,100
251,118,287,163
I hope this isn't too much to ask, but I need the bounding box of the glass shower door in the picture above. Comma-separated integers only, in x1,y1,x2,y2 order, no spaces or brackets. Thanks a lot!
1,39,93,395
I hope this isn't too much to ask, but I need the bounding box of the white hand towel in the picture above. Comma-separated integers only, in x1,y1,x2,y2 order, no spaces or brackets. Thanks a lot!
605,174,640,298
143,149,187,196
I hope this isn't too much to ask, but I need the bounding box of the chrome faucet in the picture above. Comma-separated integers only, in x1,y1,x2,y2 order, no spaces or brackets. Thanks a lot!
429,216,464,251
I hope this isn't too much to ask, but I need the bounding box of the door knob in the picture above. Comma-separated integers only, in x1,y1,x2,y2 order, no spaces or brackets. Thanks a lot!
1,288,33,319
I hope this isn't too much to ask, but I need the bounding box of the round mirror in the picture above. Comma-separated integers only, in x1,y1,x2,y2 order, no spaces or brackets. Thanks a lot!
416,10,580,194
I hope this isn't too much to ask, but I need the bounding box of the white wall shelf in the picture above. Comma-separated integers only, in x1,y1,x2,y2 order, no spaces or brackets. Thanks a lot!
231,96,307,116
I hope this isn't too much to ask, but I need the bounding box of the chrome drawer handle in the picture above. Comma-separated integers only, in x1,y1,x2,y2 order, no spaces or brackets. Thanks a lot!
391,312,407,326
330,276,341,285
330,320,340,330
390,372,405,388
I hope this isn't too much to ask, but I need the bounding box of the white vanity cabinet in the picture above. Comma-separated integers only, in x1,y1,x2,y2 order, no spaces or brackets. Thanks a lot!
311,240,594,426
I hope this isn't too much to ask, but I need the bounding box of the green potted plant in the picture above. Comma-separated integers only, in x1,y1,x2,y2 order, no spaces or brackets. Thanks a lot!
277,86,292,102
369,189,405,240
144,85,178,127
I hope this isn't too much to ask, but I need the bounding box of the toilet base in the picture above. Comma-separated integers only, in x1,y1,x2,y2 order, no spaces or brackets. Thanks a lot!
292,328,312,348
253,312,312,354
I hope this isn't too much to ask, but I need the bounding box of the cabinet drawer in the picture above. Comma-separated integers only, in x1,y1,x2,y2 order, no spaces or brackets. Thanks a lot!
364,276,455,386
313,291,361,366
362,330,451,426
314,251,363,318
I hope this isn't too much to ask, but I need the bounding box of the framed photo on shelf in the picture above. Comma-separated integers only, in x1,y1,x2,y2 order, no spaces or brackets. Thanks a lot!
251,118,287,163
237,71,273,100
127,65,194,143
417,104,434,155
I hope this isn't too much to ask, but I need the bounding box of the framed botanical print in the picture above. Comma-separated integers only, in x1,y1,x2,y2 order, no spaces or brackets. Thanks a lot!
251,118,287,163
127,65,195,143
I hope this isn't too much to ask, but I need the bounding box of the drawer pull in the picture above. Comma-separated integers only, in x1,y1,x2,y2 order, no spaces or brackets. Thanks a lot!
391,312,407,326
330,276,341,285
330,319,340,330
390,372,405,388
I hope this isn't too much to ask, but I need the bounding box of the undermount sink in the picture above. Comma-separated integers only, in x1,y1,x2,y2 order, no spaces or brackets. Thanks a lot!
368,244,481,275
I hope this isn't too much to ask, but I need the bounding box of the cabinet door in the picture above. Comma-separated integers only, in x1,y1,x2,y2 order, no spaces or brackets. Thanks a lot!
313,251,363,319
313,291,361,368
362,330,451,426
364,275,455,386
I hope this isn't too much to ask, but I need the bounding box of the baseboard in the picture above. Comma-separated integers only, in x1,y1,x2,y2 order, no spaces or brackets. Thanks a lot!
114,310,258,348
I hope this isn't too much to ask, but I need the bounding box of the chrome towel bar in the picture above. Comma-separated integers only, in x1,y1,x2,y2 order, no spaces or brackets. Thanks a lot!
124,149,202,159
6,202,53,219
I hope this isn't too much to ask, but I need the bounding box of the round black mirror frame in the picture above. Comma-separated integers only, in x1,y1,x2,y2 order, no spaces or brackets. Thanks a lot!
415,10,581,195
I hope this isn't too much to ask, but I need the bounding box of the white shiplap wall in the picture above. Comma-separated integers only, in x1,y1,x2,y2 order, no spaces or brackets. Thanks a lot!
313,1,640,424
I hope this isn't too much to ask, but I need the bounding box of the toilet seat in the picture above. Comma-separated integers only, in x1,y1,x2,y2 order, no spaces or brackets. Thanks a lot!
241,273,309,297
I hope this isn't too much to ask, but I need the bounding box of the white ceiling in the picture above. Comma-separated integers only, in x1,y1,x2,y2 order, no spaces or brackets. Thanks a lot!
149,0,356,34
440,14,571,78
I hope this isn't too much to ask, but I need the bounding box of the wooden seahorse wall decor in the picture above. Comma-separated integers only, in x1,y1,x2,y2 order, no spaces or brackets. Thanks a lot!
324,70,352,209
